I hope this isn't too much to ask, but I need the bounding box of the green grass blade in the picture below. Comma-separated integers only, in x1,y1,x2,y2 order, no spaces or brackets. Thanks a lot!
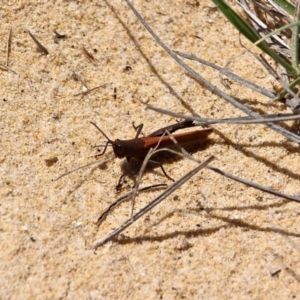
212,0,297,75
291,2,300,69
272,0,295,15
274,77,300,101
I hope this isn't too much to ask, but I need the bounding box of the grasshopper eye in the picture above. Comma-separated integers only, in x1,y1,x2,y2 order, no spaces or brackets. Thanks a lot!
113,140,127,158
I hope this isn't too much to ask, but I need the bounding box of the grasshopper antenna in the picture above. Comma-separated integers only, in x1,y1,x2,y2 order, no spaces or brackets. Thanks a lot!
53,123,115,182
90,122,114,156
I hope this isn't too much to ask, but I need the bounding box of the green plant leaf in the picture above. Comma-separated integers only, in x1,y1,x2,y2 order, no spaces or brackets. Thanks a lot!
212,0,297,76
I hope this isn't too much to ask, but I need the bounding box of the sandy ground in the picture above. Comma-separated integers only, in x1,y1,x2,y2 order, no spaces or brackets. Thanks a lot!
1,0,300,299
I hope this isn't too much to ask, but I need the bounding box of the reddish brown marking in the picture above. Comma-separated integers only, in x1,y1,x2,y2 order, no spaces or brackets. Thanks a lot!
141,128,213,149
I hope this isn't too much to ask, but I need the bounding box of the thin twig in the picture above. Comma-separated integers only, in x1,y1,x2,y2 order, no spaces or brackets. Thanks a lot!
130,148,157,217
0,62,17,74
208,166,300,203
130,133,170,217
96,184,167,226
93,155,214,249
82,45,97,65
53,30,66,38
123,0,300,144
175,51,298,109
174,50,275,99
151,135,300,205
258,55,300,104
27,29,49,55
238,0,290,49
146,104,300,125
6,27,12,66
73,84,105,97
72,72,88,89
53,30,66,43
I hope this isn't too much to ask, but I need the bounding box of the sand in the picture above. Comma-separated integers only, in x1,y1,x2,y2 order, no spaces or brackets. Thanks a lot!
1,0,300,299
